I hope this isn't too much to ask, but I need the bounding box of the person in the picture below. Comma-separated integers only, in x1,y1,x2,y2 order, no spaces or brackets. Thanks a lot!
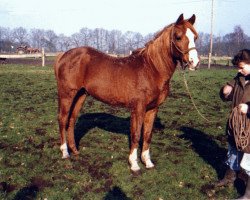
217,49,250,199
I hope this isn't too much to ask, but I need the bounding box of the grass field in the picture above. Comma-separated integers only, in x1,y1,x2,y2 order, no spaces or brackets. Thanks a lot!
0,64,244,199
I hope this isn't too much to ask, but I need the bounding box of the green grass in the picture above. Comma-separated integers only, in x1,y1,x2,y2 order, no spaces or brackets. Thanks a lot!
0,64,242,199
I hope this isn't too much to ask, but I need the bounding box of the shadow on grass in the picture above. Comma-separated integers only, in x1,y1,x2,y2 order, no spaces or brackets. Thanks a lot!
74,112,130,149
13,185,39,200
104,186,132,200
179,126,246,196
179,126,227,179
74,112,164,149
12,177,53,200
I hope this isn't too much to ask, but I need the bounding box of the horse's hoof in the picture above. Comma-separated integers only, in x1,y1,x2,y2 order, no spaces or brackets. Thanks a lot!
69,147,79,156
145,162,155,170
62,155,70,159
146,165,155,170
72,150,80,156
62,154,70,159
131,169,142,177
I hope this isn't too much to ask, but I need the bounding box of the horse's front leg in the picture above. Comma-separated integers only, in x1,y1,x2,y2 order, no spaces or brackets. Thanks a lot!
141,108,158,169
129,104,145,175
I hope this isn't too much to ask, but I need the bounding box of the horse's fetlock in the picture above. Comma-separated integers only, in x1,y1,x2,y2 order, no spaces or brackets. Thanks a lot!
141,149,154,169
60,143,70,159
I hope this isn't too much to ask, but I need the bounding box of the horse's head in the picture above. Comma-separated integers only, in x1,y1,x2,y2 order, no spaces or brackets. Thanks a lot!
171,14,199,71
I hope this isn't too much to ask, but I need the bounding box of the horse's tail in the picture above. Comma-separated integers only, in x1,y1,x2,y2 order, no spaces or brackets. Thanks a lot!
54,52,64,79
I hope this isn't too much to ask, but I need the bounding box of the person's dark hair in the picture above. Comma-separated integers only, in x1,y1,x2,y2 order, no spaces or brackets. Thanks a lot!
232,49,250,66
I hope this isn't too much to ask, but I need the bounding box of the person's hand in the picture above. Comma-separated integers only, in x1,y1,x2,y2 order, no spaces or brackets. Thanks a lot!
239,103,248,114
223,85,233,97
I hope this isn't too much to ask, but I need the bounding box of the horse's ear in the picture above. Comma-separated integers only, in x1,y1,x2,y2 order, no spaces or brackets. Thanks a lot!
175,14,184,25
188,14,196,25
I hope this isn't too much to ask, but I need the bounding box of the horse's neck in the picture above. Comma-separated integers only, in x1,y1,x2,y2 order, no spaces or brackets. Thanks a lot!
145,38,177,80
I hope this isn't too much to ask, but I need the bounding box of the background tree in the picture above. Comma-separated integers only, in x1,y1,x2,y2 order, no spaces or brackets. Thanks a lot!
213,35,223,56
123,31,136,54
0,27,15,52
0,24,249,56
56,34,72,51
42,30,58,52
92,28,108,51
132,33,144,49
79,27,92,46
196,32,210,56
12,27,28,45
29,29,45,49
71,32,82,48
106,30,123,54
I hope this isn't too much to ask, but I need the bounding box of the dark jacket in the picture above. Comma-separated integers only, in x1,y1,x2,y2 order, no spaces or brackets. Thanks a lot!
220,73,250,108
220,73,250,152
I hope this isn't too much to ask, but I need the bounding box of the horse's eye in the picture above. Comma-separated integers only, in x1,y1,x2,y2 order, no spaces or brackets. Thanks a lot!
176,36,182,41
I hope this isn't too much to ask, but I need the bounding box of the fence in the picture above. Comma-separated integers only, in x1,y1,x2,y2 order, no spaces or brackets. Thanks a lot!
200,56,232,66
0,48,61,67
0,50,232,67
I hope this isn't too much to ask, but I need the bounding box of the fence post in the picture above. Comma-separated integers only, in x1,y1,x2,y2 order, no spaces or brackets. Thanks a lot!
42,48,45,66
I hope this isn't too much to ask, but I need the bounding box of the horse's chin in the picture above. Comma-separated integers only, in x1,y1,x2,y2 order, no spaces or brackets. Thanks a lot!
181,62,196,71
188,67,196,71
180,60,197,71
187,61,199,71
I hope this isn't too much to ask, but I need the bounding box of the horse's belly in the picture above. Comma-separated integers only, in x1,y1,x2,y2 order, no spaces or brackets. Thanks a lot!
85,77,162,109
87,87,129,107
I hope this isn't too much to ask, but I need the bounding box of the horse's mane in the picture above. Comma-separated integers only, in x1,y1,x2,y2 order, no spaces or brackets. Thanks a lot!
152,23,174,42
131,23,174,57
132,20,197,59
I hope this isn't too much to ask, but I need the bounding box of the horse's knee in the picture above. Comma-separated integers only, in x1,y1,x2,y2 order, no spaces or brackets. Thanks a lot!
130,132,141,145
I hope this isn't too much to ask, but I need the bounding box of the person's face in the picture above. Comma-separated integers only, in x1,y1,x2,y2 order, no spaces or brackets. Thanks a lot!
238,62,250,76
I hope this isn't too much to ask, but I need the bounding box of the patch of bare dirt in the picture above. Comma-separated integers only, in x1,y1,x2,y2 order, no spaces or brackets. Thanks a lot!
1,58,54,66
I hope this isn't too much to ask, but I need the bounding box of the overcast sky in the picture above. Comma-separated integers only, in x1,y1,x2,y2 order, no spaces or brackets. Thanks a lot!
1,0,250,36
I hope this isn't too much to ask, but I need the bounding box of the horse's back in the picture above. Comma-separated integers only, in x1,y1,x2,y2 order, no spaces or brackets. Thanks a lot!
55,46,132,81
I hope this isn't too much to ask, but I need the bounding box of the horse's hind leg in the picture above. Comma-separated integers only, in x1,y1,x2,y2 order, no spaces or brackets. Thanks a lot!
141,108,158,169
58,89,86,158
58,97,72,158
67,90,87,155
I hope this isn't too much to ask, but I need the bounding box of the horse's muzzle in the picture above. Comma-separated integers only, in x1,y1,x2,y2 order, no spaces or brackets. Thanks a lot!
188,56,200,71
189,62,200,71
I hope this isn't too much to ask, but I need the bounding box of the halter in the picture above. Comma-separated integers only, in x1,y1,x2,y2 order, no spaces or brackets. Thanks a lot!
170,25,197,56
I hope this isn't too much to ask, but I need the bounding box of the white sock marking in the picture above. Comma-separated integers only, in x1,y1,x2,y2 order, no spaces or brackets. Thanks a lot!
60,143,70,159
141,149,154,169
129,148,140,171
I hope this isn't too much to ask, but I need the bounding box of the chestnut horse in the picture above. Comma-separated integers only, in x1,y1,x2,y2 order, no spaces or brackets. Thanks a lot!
54,14,199,174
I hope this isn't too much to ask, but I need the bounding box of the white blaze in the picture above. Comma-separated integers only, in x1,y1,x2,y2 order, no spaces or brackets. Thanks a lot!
186,28,199,68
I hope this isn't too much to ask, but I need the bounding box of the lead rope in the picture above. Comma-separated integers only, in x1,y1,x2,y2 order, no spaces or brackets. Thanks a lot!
228,106,250,151
179,67,250,152
178,68,224,123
